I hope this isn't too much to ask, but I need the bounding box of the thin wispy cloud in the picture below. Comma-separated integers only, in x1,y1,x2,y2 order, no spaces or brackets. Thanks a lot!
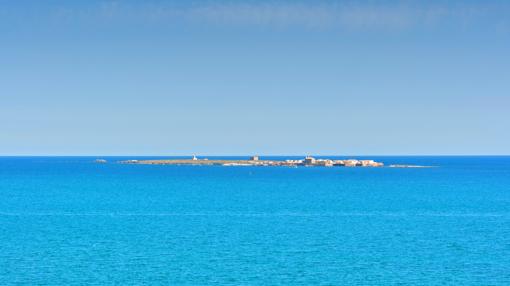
56,1,507,31
187,3,338,28
3,1,507,32
187,2,452,30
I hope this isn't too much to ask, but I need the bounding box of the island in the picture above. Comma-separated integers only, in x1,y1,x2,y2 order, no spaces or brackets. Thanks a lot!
120,156,384,167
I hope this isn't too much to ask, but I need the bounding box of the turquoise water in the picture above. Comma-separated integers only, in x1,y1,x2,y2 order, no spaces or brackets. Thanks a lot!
0,156,509,285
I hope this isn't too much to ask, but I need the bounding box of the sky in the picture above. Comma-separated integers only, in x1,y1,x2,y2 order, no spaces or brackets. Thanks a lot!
1,0,509,156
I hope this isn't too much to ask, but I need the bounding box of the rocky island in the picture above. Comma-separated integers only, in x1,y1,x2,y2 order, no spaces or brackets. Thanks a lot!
121,156,384,167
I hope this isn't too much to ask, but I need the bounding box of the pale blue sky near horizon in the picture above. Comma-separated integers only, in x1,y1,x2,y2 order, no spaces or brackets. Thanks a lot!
1,0,509,155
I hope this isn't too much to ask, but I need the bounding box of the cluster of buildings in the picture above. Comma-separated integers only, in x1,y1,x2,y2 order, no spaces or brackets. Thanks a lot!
247,156,383,167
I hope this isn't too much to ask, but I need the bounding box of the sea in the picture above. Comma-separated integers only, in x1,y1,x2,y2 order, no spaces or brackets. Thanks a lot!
0,156,509,285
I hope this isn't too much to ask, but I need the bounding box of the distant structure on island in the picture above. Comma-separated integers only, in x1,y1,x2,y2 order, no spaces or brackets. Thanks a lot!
304,156,316,165
250,156,259,161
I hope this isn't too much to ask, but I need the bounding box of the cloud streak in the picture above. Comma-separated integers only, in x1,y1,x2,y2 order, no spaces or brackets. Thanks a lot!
185,2,439,29
41,1,510,31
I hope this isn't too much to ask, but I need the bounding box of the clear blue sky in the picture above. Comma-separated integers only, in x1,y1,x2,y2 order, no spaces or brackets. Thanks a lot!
1,0,509,155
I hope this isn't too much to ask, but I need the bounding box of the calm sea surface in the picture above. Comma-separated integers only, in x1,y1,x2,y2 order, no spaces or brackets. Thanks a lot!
0,156,509,285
